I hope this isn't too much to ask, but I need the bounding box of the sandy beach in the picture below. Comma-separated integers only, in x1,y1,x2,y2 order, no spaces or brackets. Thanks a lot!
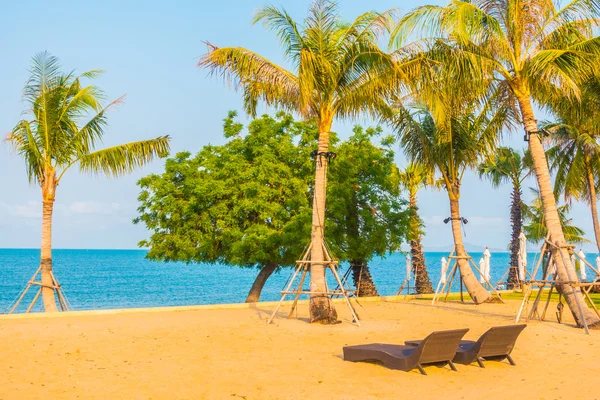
0,298,597,400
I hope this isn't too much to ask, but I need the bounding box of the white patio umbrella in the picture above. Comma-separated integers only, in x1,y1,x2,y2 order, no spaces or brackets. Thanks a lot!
578,249,587,281
482,247,491,283
479,257,486,284
440,257,448,284
518,232,527,281
596,255,600,277
405,254,412,283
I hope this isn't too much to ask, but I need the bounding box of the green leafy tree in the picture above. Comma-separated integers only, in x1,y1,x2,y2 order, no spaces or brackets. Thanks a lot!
7,52,170,312
398,162,434,294
136,113,411,302
198,0,420,323
478,147,531,288
522,189,589,245
392,0,600,327
327,126,410,297
135,112,313,302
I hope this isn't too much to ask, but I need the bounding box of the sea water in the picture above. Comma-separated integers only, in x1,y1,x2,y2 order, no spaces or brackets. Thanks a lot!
0,249,587,313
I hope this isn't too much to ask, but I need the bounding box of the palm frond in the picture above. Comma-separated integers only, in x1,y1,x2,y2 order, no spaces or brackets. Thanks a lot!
198,44,300,117
77,136,171,179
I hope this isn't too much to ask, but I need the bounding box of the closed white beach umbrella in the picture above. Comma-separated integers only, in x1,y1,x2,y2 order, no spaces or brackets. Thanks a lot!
405,254,411,282
518,232,527,280
596,255,600,276
479,257,486,283
578,249,587,281
481,247,491,283
440,257,447,284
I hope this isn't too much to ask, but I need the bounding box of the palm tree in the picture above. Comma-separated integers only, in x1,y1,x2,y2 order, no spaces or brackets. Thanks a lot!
543,84,600,252
393,80,510,303
392,0,600,328
522,189,589,245
198,1,420,323
7,52,170,312
478,147,531,288
398,162,433,294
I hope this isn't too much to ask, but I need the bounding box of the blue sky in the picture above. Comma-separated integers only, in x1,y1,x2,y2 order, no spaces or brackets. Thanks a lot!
0,0,596,252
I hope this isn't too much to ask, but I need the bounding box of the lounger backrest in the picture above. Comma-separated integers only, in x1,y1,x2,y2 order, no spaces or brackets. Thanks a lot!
477,324,527,357
415,328,469,364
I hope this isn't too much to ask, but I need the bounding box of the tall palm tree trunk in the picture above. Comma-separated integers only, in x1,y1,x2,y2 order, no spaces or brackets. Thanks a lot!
40,172,58,312
350,260,379,297
448,187,491,303
245,263,277,303
309,116,338,323
409,196,432,294
585,161,600,253
508,185,522,288
518,95,599,328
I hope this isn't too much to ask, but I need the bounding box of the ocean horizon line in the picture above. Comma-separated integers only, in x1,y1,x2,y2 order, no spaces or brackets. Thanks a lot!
0,247,513,253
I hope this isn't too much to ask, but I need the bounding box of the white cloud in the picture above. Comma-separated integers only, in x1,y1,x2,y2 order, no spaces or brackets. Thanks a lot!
0,201,41,218
67,201,125,216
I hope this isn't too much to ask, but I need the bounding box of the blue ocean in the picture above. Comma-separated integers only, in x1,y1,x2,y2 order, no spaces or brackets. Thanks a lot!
0,249,589,313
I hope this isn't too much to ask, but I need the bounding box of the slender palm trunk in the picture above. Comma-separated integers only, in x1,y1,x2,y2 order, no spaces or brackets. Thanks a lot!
448,185,491,303
350,260,378,297
40,171,58,312
508,184,522,288
585,160,600,253
517,94,599,328
245,263,277,303
309,114,338,324
409,195,432,294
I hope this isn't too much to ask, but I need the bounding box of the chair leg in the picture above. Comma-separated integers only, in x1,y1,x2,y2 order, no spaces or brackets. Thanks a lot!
476,357,485,368
506,354,516,366
448,361,458,372
416,364,427,376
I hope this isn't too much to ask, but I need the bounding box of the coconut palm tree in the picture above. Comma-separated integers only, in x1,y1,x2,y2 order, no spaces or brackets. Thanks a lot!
522,189,589,245
392,79,511,303
478,147,531,288
543,83,600,252
398,162,434,294
7,52,170,312
391,0,600,327
198,1,421,323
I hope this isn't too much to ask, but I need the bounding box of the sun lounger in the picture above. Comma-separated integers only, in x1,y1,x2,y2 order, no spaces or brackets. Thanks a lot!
343,328,469,375
405,324,526,368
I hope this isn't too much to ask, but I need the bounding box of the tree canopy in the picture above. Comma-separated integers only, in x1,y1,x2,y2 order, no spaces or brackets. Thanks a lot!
135,112,313,269
135,113,410,298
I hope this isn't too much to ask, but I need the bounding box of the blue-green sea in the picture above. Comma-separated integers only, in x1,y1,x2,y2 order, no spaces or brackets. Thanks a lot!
0,249,589,313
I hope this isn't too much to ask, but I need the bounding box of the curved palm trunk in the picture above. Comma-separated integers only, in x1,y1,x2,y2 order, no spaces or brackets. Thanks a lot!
309,115,338,324
585,161,600,253
518,95,599,328
350,260,379,297
508,185,522,288
448,187,491,303
409,196,432,294
40,172,58,312
245,263,277,303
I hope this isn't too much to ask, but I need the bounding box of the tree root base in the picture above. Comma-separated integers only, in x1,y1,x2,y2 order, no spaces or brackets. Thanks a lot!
483,296,504,304
586,321,600,330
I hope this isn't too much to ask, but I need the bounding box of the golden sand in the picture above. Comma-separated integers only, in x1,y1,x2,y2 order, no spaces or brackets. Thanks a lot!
0,299,597,399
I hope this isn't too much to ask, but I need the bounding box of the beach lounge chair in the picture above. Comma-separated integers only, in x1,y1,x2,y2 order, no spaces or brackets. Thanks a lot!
405,324,526,368
343,328,468,375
